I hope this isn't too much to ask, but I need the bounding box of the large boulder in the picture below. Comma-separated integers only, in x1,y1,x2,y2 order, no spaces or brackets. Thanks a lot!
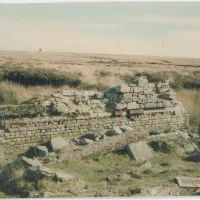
127,141,153,163
50,136,67,152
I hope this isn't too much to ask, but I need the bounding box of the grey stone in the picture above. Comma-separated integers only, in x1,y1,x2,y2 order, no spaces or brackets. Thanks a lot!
110,126,123,135
95,92,104,99
175,176,200,188
116,103,127,110
0,146,4,161
24,165,55,181
21,156,42,167
140,185,181,196
139,161,152,170
120,126,134,132
75,138,94,145
127,102,139,110
115,84,130,93
9,156,42,170
127,141,153,163
138,95,148,103
135,76,148,87
62,90,75,96
107,126,123,136
55,171,76,182
25,165,76,182
34,146,48,157
84,130,106,140
50,136,67,152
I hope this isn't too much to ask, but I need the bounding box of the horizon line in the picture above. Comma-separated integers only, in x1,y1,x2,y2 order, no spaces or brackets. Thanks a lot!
0,49,199,60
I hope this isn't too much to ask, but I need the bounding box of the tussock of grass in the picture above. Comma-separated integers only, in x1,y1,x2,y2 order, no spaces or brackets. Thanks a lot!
177,89,200,134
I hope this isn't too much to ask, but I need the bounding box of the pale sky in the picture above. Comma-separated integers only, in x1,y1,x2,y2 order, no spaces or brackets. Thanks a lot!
1,3,200,58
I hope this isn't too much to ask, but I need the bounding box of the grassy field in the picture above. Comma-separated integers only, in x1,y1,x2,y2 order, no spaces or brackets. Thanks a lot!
0,51,199,134
0,51,200,197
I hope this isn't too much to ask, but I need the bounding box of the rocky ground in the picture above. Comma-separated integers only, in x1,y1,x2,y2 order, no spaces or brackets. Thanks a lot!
0,126,200,198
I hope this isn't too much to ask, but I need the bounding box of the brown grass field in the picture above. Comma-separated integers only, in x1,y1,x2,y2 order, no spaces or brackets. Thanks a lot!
0,51,200,197
0,51,200,133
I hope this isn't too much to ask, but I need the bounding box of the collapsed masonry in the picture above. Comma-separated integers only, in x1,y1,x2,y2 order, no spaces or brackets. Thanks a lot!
0,76,189,153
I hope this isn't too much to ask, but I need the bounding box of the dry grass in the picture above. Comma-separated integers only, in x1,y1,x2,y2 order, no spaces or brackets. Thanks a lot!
0,81,57,103
177,89,200,133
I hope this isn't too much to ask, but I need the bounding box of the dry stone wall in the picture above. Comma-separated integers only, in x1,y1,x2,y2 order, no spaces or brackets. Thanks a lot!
0,76,189,153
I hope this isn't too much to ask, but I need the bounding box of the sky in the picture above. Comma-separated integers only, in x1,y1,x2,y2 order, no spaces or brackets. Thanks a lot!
1,2,200,58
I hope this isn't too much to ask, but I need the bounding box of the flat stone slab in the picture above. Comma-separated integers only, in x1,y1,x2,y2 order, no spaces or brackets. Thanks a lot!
127,141,153,163
175,177,200,188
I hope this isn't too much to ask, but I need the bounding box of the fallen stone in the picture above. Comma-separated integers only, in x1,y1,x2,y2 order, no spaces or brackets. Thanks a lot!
84,130,105,141
50,136,67,152
139,161,152,170
120,126,134,132
107,126,123,136
25,165,76,182
24,165,55,180
0,146,4,161
127,141,153,163
34,146,48,157
139,185,181,196
74,138,94,145
175,177,200,188
55,171,76,182
21,156,42,167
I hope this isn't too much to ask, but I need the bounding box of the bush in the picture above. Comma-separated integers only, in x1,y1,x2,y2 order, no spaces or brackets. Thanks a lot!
1,68,81,87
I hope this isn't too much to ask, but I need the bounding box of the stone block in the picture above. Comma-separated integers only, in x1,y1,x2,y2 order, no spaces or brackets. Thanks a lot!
116,103,127,110
127,141,153,163
127,102,139,110
115,84,130,93
175,177,200,188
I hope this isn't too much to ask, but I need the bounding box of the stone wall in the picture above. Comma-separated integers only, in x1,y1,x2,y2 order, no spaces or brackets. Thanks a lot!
0,76,189,153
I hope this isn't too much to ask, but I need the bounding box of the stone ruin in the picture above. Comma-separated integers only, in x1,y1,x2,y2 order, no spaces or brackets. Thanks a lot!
0,76,189,154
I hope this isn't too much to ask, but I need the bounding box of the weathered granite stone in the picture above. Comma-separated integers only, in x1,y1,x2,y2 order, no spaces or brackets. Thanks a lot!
175,177,200,188
120,126,134,132
127,141,153,163
127,102,139,110
139,185,181,196
139,161,152,170
55,171,76,182
50,137,67,152
25,165,76,182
